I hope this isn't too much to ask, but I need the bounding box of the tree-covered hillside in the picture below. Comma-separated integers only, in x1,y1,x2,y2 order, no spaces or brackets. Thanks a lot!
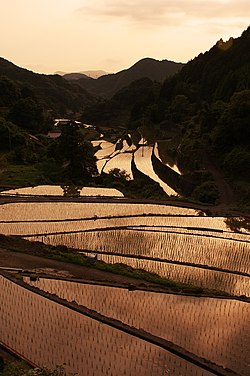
0,59,98,187
0,27,249,207
81,27,250,207
82,77,161,127
0,58,95,114
158,27,250,205
73,58,184,98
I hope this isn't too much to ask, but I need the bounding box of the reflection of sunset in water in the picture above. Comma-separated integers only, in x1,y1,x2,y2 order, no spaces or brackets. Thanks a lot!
24,277,250,376
1,276,213,376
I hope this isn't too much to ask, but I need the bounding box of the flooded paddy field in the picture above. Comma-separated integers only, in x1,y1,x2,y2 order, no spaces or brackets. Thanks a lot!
23,277,250,376
0,185,124,198
0,275,215,376
88,254,250,296
0,201,249,296
0,196,249,374
0,201,199,221
31,228,249,274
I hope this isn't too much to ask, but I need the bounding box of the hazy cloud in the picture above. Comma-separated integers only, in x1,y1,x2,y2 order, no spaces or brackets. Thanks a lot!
78,0,250,27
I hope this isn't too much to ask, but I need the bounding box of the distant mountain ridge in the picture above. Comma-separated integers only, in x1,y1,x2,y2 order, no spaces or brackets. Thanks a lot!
0,57,95,113
70,58,184,98
55,70,109,79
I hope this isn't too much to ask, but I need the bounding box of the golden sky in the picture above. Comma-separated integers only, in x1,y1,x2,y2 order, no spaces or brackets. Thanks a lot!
1,0,249,74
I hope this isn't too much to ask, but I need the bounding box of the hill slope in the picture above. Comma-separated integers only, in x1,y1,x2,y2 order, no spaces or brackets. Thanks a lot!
74,58,184,98
81,27,250,206
160,27,250,102
0,58,95,114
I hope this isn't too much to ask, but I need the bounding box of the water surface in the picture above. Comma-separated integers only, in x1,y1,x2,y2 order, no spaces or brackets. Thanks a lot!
24,277,250,376
0,275,214,376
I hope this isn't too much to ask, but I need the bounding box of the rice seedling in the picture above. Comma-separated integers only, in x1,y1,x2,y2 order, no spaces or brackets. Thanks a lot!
23,277,250,375
0,275,214,376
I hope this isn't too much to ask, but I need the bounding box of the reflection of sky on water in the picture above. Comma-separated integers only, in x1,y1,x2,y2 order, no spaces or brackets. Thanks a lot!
92,136,180,193
1,276,214,376
134,146,177,196
30,228,249,274
100,254,250,297
0,185,123,197
0,202,199,221
95,143,116,159
103,153,134,179
24,277,250,376
154,142,182,175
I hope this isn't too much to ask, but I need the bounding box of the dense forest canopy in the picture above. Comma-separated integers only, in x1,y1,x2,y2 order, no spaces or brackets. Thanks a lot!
0,57,95,115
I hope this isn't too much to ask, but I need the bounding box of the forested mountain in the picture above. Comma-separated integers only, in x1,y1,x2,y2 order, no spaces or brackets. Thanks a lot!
160,27,250,102
0,58,98,186
0,27,249,206
82,77,160,127
0,58,95,114
82,27,250,206
158,28,250,171
71,58,184,98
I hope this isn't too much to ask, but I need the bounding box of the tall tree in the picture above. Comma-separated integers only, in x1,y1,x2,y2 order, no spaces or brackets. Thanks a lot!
52,122,98,183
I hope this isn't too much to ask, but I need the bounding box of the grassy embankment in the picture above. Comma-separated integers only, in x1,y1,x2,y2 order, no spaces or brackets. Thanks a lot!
0,234,231,297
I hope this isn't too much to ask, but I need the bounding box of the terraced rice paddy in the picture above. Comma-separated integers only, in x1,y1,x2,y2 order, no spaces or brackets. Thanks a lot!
24,277,250,376
154,143,182,175
0,275,215,376
0,202,199,220
0,201,249,296
103,153,134,178
92,135,178,195
1,196,249,374
134,146,178,196
0,185,124,197
98,255,250,296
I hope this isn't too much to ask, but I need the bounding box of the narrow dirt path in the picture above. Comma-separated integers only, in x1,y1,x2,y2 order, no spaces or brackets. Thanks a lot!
0,248,155,287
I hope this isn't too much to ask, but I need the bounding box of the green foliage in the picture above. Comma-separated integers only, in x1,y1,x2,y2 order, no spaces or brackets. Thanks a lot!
0,76,20,106
0,117,27,151
225,216,250,232
0,360,30,376
223,146,250,179
0,58,95,115
8,98,49,133
0,362,69,376
192,181,219,204
82,78,160,128
49,123,97,183
0,164,45,186
107,168,130,181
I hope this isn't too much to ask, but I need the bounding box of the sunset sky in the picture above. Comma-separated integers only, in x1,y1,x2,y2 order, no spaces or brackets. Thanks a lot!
1,0,249,74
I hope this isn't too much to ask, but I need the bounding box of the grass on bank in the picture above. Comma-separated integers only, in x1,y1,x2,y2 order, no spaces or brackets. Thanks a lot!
0,359,68,376
0,164,44,187
0,234,230,297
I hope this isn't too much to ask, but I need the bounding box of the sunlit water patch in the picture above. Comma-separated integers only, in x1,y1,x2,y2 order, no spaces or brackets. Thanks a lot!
96,158,109,173
0,275,214,376
154,142,182,175
24,277,250,376
134,146,178,196
28,228,250,274
0,185,124,197
95,143,116,159
0,202,199,221
103,153,133,179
